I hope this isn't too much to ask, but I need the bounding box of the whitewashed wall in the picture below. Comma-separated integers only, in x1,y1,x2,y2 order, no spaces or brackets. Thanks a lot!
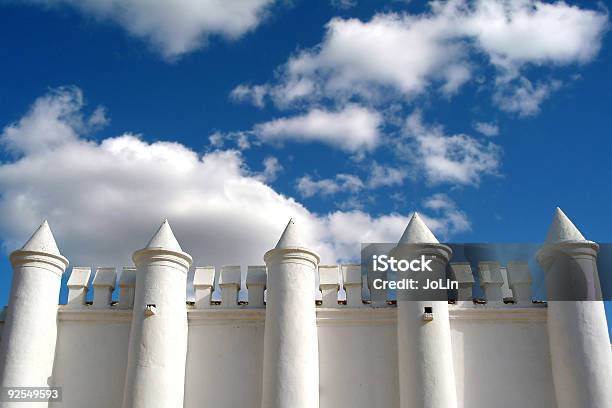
450,307,556,408
50,311,130,408
0,260,570,408
1,304,555,408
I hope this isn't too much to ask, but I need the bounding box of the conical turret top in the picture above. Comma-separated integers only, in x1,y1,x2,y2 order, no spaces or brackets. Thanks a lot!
275,218,307,249
545,207,586,243
145,219,183,252
398,212,439,244
21,220,61,256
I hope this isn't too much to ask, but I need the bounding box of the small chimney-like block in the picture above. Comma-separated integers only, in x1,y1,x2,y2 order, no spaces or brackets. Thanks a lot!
92,267,117,309
118,267,137,309
500,267,514,303
315,286,323,306
341,264,364,307
66,267,91,309
478,261,504,302
219,266,241,308
193,266,215,309
450,262,475,301
246,265,267,308
319,265,340,307
507,261,532,303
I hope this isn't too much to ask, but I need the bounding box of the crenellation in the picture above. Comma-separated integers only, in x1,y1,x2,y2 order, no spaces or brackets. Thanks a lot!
499,266,514,303
318,265,340,307
56,260,542,311
118,267,136,309
507,261,532,304
315,281,323,305
478,261,504,303
193,266,215,309
65,266,92,309
218,265,241,308
246,265,266,308
92,267,117,309
341,264,364,307
449,262,475,302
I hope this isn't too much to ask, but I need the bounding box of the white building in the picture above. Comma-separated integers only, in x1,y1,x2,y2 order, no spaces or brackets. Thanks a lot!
0,208,610,408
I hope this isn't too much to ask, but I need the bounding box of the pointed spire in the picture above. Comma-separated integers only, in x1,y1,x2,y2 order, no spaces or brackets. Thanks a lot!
398,212,439,244
275,218,307,249
546,207,586,243
145,219,183,252
21,220,61,256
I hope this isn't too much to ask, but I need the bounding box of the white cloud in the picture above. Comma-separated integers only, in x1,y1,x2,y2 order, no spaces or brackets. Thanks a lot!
464,0,608,70
1,86,105,155
330,0,357,10
325,193,470,258
269,12,471,105
253,104,382,152
403,111,500,185
474,121,499,137
20,0,275,58
258,156,283,182
235,0,607,111
230,84,269,108
207,130,254,150
297,173,364,198
208,131,225,147
0,88,467,268
493,77,562,117
296,163,407,199
422,193,470,236
367,163,407,188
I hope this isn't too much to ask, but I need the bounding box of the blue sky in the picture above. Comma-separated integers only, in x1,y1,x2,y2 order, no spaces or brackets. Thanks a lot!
0,0,610,337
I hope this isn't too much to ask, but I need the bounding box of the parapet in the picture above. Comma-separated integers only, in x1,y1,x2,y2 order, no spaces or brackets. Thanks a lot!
59,260,538,311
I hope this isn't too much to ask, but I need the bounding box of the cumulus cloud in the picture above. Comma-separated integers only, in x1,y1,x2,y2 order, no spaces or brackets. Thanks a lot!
253,104,382,152
402,111,500,185
0,88,467,269
1,86,106,155
267,12,472,105
465,0,608,69
234,0,607,111
18,0,275,58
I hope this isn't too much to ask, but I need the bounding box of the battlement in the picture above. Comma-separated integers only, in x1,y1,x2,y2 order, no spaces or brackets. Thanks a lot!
54,260,537,313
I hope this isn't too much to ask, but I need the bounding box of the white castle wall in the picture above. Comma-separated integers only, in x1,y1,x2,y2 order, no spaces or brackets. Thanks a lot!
0,209,610,408
1,263,557,408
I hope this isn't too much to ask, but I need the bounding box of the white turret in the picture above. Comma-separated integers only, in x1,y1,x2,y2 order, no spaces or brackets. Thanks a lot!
121,220,193,408
0,221,68,407
395,213,458,408
261,219,320,408
538,208,612,408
